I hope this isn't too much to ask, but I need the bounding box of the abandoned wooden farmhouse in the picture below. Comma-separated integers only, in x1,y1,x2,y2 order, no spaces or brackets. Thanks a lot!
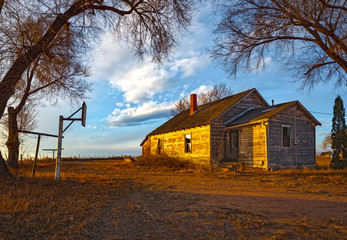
140,88,321,169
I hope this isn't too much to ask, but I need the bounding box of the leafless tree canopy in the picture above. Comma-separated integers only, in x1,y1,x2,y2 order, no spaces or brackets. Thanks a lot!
212,0,347,89
199,83,233,104
171,97,190,116
171,83,233,116
0,1,93,169
322,134,332,150
0,0,195,121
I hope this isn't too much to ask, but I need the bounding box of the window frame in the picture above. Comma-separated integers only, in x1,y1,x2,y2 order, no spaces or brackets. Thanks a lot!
282,125,291,148
184,133,192,153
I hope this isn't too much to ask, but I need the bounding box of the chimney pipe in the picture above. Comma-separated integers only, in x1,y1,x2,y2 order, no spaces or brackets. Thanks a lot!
272,100,274,106
190,94,197,115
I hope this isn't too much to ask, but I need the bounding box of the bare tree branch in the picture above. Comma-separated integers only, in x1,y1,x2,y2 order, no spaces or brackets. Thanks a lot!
0,0,4,14
171,83,233,116
212,0,347,89
0,0,194,121
318,0,347,12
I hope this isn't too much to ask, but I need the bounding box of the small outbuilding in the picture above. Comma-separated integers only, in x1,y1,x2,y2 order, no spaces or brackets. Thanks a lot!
140,88,321,169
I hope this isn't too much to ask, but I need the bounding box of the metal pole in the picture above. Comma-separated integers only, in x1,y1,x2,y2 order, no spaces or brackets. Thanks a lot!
32,134,41,177
56,115,64,180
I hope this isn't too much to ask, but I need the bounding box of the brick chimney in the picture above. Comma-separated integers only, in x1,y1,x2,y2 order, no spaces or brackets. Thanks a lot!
190,94,197,115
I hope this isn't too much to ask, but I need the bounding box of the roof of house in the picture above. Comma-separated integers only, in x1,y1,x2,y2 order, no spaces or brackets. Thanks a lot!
226,101,321,127
140,88,261,145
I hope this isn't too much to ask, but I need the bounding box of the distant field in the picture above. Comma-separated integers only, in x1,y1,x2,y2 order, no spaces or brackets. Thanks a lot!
0,159,346,239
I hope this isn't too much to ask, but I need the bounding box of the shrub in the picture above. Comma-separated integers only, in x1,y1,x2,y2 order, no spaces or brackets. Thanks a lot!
135,155,199,170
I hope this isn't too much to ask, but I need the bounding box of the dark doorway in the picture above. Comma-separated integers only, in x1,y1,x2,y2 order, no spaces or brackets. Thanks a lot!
229,130,239,160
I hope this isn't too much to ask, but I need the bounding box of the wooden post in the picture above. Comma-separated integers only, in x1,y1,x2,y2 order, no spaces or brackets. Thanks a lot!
56,115,64,180
20,154,22,162
32,134,41,177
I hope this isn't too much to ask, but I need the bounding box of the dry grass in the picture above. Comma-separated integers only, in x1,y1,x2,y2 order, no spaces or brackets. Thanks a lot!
316,155,332,168
135,154,203,171
0,159,346,239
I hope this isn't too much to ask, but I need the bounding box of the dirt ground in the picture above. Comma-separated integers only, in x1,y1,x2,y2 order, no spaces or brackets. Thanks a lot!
0,160,346,239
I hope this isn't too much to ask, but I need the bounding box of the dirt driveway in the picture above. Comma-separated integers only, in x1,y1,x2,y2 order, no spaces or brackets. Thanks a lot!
65,160,346,239
126,168,347,221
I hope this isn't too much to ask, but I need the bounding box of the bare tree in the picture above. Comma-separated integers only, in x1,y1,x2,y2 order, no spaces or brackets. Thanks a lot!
4,59,89,170
0,0,194,121
199,83,233,104
0,0,195,177
0,10,90,169
212,0,347,88
322,134,332,150
171,83,233,116
171,97,190,116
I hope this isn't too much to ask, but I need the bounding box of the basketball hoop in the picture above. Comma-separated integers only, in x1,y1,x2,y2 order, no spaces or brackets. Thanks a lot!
56,102,87,180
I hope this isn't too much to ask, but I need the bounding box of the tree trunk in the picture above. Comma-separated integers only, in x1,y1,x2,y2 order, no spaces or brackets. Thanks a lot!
0,2,84,121
0,0,4,14
6,107,19,169
0,151,13,180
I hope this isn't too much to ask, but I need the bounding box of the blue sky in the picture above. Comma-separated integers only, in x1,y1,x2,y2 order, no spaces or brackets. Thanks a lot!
5,2,346,158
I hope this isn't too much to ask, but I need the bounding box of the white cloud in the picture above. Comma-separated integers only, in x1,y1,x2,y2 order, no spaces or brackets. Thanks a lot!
111,61,171,103
316,132,330,137
170,55,210,77
91,34,211,104
92,37,171,103
91,36,135,80
107,101,174,127
191,85,213,95
178,85,213,101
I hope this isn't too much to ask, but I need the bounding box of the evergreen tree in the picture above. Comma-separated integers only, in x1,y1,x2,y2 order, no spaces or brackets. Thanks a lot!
331,95,347,169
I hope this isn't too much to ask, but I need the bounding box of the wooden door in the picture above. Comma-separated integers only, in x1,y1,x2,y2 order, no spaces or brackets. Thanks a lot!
229,130,239,161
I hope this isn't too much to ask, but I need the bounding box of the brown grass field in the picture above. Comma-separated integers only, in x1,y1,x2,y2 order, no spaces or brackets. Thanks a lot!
0,159,346,239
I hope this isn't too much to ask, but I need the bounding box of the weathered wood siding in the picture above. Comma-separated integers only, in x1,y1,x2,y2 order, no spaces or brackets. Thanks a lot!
237,124,267,168
210,92,267,164
147,125,211,165
252,124,268,168
267,105,316,167
238,125,253,166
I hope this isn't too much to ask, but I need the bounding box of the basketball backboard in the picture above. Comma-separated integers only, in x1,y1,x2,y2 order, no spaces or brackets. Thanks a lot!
81,102,87,127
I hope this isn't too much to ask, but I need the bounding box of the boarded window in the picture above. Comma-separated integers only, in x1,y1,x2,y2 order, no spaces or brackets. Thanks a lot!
282,126,290,147
185,134,192,153
157,139,164,154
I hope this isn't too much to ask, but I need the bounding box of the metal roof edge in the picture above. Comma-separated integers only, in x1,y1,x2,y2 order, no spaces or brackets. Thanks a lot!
224,107,255,126
225,119,269,129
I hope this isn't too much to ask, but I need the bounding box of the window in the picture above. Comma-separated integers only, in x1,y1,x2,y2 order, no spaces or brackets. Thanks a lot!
185,134,192,153
157,138,164,154
282,126,290,147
